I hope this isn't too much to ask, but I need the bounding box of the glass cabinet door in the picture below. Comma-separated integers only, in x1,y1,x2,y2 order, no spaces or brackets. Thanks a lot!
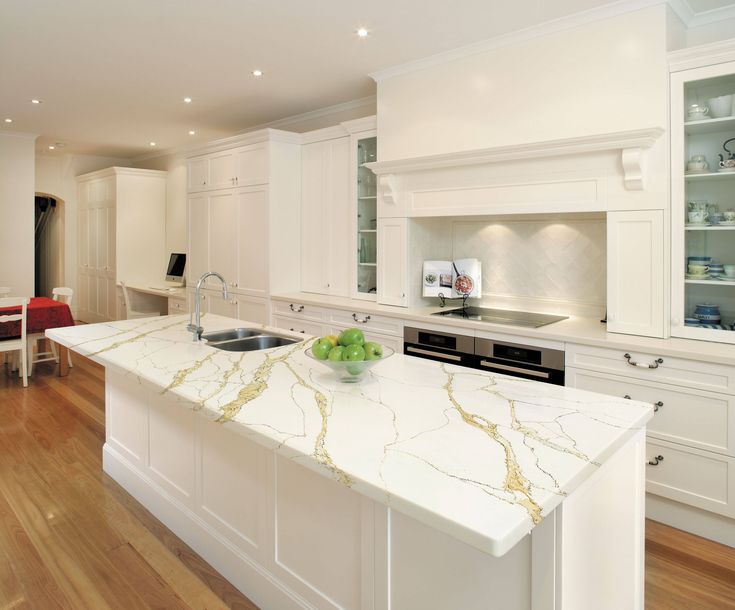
354,134,378,299
672,61,735,344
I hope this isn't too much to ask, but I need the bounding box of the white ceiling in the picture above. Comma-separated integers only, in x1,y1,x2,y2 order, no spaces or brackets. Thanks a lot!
1,0,733,158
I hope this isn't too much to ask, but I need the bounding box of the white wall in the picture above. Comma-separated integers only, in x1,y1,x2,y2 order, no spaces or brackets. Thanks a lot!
35,153,129,313
0,133,36,296
376,6,670,161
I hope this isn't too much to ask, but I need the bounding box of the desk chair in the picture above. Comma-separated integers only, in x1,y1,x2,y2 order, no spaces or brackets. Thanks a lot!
29,287,74,375
0,297,29,388
121,282,163,320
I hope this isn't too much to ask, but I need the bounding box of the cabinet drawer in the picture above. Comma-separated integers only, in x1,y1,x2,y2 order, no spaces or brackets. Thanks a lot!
168,298,187,315
272,301,325,323
566,343,735,395
646,439,735,519
567,368,735,456
272,315,324,337
327,309,402,337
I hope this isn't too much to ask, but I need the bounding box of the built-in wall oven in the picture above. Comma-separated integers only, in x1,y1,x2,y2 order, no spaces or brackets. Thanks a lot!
403,326,565,385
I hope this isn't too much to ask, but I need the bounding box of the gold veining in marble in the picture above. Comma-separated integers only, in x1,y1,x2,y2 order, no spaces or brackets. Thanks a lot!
88,318,185,357
442,365,543,524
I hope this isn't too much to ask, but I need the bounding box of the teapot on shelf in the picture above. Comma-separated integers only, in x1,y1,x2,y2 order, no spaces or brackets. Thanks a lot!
719,137,735,169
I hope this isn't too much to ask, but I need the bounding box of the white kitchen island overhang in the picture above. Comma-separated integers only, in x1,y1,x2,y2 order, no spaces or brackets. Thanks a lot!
48,314,652,610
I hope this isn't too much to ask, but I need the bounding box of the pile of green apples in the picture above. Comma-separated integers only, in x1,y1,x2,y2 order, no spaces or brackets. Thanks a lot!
311,328,384,362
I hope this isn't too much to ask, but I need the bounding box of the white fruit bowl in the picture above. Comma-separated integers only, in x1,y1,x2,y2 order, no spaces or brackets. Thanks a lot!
306,346,395,383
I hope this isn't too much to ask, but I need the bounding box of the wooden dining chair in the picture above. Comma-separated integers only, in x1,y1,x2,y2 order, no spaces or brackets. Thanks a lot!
29,287,75,374
121,281,162,319
0,297,29,388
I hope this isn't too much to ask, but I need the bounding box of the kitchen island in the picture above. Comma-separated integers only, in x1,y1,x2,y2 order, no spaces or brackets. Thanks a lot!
47,314,652,610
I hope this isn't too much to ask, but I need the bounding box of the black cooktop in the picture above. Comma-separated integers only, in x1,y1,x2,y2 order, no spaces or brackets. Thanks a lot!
431,306,568,328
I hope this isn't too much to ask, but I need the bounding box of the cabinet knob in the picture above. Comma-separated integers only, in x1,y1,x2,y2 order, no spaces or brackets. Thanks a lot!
648,455,664,466
653,401,663,412
623,395,631,399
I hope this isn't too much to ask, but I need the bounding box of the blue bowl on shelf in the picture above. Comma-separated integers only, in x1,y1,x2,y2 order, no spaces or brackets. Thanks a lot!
684,317,701,326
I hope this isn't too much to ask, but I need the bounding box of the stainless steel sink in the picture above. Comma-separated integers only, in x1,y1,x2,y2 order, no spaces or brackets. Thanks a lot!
201,328,262,343
202,328,303,352
210,335,301,352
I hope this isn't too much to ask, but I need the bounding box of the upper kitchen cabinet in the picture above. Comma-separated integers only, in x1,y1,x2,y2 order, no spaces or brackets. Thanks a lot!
77,167,167,323
187,141,272,193
300,132,351,297
350,125,378,300
670,50,735,345
186,129,301,317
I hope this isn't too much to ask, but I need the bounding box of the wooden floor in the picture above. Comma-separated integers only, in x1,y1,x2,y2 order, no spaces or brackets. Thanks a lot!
1,354,734,609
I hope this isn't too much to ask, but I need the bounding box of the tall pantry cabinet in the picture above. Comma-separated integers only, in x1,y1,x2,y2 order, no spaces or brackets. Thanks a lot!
186,130,301,323
76,167,167,323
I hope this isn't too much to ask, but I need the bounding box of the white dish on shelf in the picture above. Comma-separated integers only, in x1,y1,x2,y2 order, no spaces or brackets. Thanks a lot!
686,273,711,279
685,169,710,175
717,220,735,226
685,222,710,227
718,167,735,173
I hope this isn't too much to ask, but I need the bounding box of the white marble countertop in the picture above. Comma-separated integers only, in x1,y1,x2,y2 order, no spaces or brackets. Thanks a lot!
48,314,652,557
271,291,735,366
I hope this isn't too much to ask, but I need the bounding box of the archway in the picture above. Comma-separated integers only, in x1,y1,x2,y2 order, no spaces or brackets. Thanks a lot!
34,192,65,297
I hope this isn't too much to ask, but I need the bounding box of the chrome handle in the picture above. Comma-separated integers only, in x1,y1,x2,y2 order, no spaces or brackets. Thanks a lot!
352,313,371,323
624,353,663,369
479,360,550,379
406,346,461,362
289,304,304,312
648,455,664,466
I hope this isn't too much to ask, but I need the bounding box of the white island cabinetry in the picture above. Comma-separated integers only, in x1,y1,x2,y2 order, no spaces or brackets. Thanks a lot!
49,315,651,610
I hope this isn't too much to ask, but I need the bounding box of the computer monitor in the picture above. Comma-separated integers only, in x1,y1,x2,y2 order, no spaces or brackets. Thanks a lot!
165,253,186,283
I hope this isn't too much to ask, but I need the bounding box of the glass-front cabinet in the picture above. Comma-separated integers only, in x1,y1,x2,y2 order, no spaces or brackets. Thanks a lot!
352,132,378,300
671,59,735,344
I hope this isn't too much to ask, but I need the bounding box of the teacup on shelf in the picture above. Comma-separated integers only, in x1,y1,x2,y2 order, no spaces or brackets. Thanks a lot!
688,210,708,224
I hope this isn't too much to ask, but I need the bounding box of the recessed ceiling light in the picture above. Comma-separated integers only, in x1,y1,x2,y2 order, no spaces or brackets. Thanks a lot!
149,141,156,147
252,69,263,77
188,130,196,135
356,27,369,37
3,118,11,123
183,97,192,103
31,99,42,104
48,145,55,150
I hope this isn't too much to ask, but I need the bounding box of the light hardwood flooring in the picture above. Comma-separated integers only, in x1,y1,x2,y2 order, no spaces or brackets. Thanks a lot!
1,353,734,609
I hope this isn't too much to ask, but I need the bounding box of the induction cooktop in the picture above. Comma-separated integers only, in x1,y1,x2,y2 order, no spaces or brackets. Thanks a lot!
431,306,568,328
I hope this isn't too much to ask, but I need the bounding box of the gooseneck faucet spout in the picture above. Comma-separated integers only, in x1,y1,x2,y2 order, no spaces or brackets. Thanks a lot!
187,271,229,341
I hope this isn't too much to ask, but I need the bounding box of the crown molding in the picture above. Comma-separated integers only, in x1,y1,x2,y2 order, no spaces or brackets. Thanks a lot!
341,115,377,135
76,166,168,181
131,96,376,163
0,130,38,141
688,3,735,27
669,37,735,71
299,115,377,144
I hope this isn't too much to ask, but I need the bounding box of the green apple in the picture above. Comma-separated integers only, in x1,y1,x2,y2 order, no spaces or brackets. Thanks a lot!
343,344,366,361
363,342,383,360
312,339,332,360
338,328,365,347
328,346,346,361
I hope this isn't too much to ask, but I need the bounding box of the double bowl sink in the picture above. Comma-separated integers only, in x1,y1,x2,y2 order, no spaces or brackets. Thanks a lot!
201,328,304,352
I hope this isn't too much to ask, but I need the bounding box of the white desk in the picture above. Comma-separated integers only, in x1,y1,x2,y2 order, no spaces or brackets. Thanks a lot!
124,284,187,316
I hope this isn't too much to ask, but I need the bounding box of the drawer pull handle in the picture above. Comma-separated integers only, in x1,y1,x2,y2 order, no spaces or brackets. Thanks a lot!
648,455,664,466
289,304,304,313
289,328,305,334
352,313,371,324
480,360,550,379
623,394,631,399
624,353,663,369
406,346,462,362
654,401,663,412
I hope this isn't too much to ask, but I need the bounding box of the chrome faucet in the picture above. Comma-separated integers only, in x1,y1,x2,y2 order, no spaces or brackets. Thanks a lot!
187,271,229,341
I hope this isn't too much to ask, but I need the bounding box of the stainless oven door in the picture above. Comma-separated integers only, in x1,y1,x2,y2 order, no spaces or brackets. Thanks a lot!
403,327,475,367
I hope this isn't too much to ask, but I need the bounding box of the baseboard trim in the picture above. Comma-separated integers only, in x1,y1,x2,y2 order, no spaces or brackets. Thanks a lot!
646,493,735,548
103,444,314,610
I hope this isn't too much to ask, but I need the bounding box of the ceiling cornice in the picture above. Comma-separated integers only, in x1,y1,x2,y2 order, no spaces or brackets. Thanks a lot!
131,95,376,163
369,0,726,82
668,36,735,70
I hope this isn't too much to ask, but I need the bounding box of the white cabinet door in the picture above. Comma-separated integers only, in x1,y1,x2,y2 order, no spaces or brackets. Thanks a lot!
209,192,238,287
377,218,408,307
607,210,665,338
235,143,269,187
188,157,210,192
188,195,209,284
236,295,269,325
300,141,327,294
208,293,239,318
236,186,269,297
326,137,351,298
300,138,351,297
208,151,237,190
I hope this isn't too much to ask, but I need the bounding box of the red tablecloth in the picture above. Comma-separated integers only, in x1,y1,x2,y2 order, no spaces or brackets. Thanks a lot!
0,297,74,339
